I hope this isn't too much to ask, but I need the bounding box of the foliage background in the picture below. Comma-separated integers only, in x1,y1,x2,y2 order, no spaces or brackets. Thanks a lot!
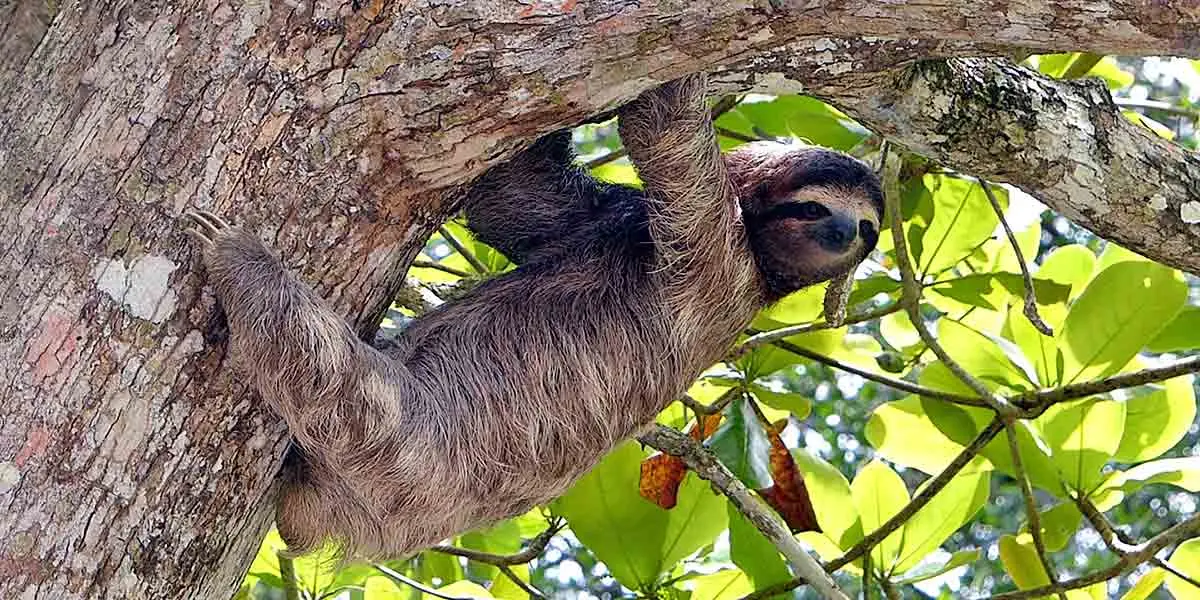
233,55,1200,600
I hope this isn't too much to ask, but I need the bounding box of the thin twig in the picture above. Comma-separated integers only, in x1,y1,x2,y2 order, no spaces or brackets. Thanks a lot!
760,336,988,408
640,425,850,600
432,520,563,566
412,259,474,279
978,178,1052,336
1004,422,1067,599
715,126,761,143
584,149,627,168
988,512,1200,599
882,151,1016,418
678,387,739,416
438,226,489,274
1151,557,1200,591
1075,495,1200,590
373,563,477,600
738,302,903,351
1015,357,1200,413
498,565,547,599
1114,98,1200,119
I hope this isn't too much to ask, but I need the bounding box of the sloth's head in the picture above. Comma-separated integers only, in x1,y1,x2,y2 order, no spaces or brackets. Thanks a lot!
726,142,885,301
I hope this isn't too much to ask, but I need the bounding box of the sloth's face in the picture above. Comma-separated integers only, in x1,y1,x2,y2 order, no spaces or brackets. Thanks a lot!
729,145,884,301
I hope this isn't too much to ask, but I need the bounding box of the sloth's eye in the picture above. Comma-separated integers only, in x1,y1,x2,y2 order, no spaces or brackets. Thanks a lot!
794,201,831,220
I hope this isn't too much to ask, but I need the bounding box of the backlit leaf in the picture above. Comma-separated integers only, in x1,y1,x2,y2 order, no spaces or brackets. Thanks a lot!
851,460,909,572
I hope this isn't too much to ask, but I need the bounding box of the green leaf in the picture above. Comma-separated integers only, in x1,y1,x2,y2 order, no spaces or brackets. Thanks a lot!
1038,244,1098,302
1059,260,1187,384
894,472,989,573
749,384,811,420
708,396,774,489
880,311,921,352
1115,375,1196,462
1147,306,1200,353
1121,569,1166,600
727,503,792,596
554,441,726,590
716,96,868,151
1037,503,1083,552
998,534,1050,589
915,175,1004,276
1168,538,1200,600
1037,398,1126,493
937,318,1038,390
590,161,642,187
689,569,754,600
930,273,1071,312
895,549,980,584
755,284,827,327
1116,457,1200,493
791,449,863,549
851,460,909,572
866,396,993,476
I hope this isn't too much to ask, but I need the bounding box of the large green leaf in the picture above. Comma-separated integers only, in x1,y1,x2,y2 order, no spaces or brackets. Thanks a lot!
866,396,993,476
708,396,774,489
689,569,754,600
929,273,1071,312
791,449,863,549
894,471,989,574
1168,538,1200,600
1059,260,1187,384
1147,306,1200,353
554,442,726,590
894,549,980,585
1121,569,1166,600
999,534,1050,590
1037,502,1083,552
727,503,792,596
1115,375,1196,462
1037,398,1126,493
716,96,868,151
851,460,909,573
1115,457,1200,493
913,175,1004,276
937,318,1038,390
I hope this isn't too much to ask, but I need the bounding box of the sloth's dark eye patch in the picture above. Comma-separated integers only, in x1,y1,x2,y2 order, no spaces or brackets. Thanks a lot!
762,200,831,223
859,220,878,246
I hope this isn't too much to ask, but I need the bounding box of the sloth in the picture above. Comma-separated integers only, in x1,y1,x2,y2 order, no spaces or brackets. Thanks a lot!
184,74,884,558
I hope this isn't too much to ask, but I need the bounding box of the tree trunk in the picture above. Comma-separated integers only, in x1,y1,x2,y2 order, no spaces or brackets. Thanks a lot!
0,2,1196,598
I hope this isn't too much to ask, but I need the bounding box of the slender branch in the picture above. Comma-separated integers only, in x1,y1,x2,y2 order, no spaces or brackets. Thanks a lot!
431,519,563,566
715,126,761,143
830,418,1004,571
1114,98,1200,119
584,149,626,168
438,226,489,274
498,565,547,599
978,178,1052,336
759,336,988,408
988,513,1200,599
1015,357,1200,412
1151,557,1200,591
1075,496,1200,590
639,425,850,600
883,151,1017,417
679,387,739,416
412,259,474,278
738,302,902,351
1004,423,1066,599
373,563,474,600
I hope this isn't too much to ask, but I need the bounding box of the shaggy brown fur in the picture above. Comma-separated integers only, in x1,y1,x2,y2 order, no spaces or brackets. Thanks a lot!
184,74,883,559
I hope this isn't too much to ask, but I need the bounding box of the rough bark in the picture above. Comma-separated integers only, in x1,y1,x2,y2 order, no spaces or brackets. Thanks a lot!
0,1,1197,598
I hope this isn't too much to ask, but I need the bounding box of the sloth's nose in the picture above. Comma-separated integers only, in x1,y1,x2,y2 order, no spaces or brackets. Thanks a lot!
816,215,858,253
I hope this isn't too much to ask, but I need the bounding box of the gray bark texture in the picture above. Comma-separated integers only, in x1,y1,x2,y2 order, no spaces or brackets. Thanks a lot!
0,1,1196,598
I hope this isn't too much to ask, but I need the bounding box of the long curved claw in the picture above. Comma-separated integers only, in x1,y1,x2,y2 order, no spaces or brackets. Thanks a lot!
184,210,229,245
